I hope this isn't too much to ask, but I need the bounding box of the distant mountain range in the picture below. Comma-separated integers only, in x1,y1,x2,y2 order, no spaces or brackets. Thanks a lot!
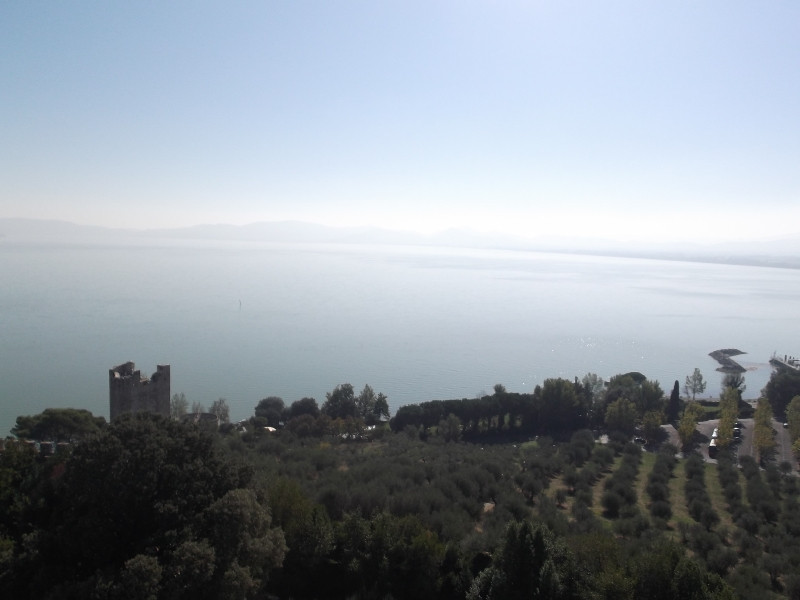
1,218,799,269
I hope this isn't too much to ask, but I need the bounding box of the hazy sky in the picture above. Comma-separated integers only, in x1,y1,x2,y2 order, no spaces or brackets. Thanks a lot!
2,1,799,243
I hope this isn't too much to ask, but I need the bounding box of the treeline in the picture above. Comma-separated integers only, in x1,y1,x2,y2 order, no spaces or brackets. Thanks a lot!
391,373,666,440
231,371,670,445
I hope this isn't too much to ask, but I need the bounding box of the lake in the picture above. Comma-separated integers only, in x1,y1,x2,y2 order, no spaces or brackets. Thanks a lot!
2,240,799,436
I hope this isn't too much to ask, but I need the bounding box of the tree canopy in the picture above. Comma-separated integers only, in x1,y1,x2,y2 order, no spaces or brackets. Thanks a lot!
764,368,800,420
255,396,285,427
322,384,358,420
321,383,391,424
11,407,105,442
289,397,320,419
468,520,576,600
5,413,285,598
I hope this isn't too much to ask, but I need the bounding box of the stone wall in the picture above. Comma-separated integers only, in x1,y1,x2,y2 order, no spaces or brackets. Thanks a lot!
109,362,170,420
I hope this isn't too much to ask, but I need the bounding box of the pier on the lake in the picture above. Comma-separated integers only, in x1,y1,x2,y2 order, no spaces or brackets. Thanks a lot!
770,353,800,372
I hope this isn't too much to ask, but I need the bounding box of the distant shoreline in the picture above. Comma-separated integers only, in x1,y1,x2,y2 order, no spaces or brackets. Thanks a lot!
2,217,800,271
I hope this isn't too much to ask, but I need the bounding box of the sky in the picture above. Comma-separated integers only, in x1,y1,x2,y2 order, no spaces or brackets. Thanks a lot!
2,1,799,244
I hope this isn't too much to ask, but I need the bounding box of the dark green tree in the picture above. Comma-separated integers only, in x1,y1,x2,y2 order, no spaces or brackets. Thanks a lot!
11,407,105,442
375,514,445,600
8,413,283,599
439,413,462,442
201,488,286,596
603,374,640,414
268,477,333,583
786,394,800,441
373,392,391,423
255,396,285,427
629,537,686,600
638,379,665,416
0,440,41,544
671,556,711,600
288,397,319,419
356,384,389,425
391,403,424,432
118,554,163,599
468,520,575,600
764,367,800,420
537,378,587,433
356,384,377,422
322,384,357,419
604,398,637,436
667,380,681,422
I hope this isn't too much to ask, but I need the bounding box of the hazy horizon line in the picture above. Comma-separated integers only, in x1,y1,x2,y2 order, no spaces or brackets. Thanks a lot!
3,215,800,246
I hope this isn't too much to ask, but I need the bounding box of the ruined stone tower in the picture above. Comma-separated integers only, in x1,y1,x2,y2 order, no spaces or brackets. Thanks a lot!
109,362,170,421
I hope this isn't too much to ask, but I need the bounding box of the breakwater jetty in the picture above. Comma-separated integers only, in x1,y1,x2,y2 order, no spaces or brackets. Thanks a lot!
709,348,746,373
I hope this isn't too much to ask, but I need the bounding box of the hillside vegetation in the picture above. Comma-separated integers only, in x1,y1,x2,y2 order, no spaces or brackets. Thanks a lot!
2,368,800,599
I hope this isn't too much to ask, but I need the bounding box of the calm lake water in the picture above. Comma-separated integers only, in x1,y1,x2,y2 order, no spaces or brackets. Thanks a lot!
2,241,799,435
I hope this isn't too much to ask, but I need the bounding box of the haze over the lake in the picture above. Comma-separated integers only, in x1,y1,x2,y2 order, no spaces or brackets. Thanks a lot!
2,2,799,244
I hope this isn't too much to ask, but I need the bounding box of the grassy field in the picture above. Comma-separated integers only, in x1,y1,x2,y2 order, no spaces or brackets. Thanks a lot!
634,450,655,515
667,458,691,529
704,462,735,530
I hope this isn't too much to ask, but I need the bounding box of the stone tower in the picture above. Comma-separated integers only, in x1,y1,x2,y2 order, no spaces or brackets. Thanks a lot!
109,362,171,421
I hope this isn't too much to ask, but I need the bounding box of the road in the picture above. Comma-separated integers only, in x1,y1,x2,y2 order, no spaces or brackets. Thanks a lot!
774,418,796,468
691,417,798,473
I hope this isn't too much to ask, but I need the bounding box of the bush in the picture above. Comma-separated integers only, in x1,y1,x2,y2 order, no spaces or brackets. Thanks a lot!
574,488,593,507
602,490,622,518
646,481,669,503
590,445,615,469
613,512,650,537
650,500,672,521
705,546,739,577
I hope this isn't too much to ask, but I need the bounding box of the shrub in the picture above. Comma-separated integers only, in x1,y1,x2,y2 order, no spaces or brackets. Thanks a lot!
650,500,672,521
602,490,622,518
646,481,669,503
574,488,593,507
